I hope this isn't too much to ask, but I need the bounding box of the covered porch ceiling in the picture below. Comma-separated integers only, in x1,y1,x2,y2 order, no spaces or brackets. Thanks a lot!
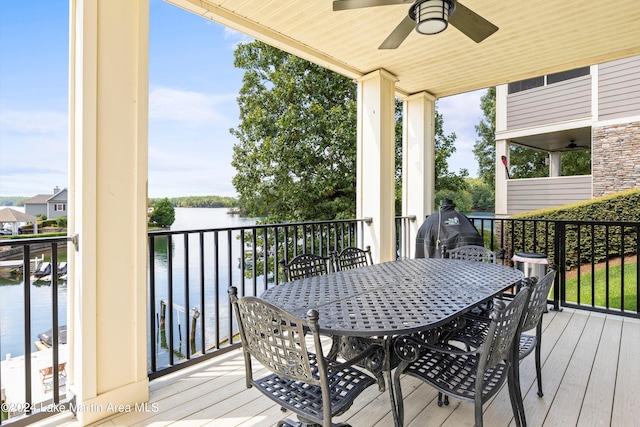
510,126,592,153
166,0,640,98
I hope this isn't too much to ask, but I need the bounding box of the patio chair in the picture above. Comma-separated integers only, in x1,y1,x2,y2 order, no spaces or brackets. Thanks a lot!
453,266,558,407
228,287,376,427
443,244,497,263
39,362,67,392
280,253,331,282
334,246,373,271
393,284,532,427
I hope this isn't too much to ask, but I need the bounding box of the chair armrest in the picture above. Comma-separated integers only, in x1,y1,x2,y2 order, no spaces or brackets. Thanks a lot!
395,333,479,363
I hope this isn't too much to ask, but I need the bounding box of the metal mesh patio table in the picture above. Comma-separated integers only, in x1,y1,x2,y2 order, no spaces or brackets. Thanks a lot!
259,258,524,426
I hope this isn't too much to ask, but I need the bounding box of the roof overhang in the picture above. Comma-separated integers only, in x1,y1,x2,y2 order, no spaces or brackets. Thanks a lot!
165,0,640,98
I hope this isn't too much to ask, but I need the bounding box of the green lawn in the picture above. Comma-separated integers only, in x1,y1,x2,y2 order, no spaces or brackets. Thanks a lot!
564,262,638,311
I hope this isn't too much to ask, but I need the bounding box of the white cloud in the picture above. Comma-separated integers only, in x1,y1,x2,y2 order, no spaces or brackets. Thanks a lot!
0,109,67,135
437,89,488,176
148,86,237,126
223,27,253,49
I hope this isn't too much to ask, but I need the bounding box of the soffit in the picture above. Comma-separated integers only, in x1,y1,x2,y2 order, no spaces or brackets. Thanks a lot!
166,0,640,98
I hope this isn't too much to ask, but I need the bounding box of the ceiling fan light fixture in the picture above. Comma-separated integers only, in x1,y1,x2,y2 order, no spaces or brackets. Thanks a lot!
411,0,455,35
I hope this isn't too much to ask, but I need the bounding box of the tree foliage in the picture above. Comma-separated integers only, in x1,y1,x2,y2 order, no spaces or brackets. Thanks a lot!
231,41,469,222
149,195,237,209
473,87,496,188
230,41,357,222
434,102,468,201
150,198,176,228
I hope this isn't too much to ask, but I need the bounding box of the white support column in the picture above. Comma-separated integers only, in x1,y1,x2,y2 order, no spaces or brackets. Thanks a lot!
495,85,509,217
401,92,436,258
356,70,397,263
495,139,509,217
549,152,562,177
69,1,149,424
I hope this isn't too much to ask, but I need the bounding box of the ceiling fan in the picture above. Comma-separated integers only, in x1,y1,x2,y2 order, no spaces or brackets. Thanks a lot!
560,140,590,151
333,0,499,49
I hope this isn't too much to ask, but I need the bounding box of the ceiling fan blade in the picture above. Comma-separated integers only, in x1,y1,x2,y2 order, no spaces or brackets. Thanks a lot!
379,15,415,49
333,0,409,12
449,2,498,43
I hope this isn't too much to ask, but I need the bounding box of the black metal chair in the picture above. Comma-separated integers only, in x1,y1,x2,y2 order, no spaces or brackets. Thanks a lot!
281,253,332,282
334,246,373,271
393,284,532,427
444,244,497,263
453,266,558,407
228,287,376,427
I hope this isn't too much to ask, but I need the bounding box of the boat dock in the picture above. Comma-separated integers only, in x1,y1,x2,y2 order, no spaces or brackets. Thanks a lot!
0,345,69,419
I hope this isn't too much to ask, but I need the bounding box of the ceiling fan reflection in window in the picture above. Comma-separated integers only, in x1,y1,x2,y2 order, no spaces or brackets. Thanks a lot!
333,0,499,49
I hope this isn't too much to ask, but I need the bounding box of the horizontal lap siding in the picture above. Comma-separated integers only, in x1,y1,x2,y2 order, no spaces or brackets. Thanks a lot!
507,176,592,214
507,76,592,129
599,56,640,121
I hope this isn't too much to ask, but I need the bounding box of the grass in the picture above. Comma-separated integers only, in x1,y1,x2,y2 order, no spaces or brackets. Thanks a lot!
564,261,638,312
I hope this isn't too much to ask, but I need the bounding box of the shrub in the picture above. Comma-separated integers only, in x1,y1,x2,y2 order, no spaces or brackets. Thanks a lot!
507,188,640,268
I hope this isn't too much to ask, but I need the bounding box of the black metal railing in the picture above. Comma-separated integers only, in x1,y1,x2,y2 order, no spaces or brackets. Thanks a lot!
146,217,384,379
0,235,76,426
3,215,638,425
469,217,639,316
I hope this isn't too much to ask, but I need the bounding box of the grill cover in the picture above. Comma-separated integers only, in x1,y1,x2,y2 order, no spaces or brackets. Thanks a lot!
415,205,484,258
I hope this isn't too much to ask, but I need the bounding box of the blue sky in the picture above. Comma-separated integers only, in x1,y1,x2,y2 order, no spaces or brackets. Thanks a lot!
0,0,484,199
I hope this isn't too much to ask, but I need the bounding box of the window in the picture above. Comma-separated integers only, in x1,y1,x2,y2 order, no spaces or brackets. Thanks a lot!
54,203,66,211
547,67,590,85
508,76,544,94
508,67,591,94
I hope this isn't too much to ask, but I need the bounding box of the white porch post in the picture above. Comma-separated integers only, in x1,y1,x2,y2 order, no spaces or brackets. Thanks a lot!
549,152,562,177
69,0,149,424
401,92,436,258
356,70,397,263
495,85,509,217
495,139,509,216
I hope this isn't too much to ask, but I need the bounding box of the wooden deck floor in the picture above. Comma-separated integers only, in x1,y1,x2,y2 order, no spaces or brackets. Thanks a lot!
33,307,640,427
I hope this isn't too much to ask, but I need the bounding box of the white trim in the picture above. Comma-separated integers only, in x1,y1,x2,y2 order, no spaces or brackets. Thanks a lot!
495,117,594,140
593,115,640,128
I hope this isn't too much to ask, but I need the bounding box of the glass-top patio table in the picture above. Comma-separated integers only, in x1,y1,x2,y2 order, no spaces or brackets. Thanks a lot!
259,257,524,426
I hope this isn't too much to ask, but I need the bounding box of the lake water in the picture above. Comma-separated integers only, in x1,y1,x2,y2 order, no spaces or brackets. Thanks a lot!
0,207,257,360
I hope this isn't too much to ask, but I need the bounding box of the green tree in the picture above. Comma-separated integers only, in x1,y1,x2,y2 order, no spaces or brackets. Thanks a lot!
150,198,175,228
231,41,469,221
230,41,357,222
473,87,496,188
434,103,469,201
466,177,494,211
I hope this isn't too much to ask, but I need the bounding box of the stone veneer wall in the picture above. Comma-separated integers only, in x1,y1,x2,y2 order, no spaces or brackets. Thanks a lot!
592,121,640,198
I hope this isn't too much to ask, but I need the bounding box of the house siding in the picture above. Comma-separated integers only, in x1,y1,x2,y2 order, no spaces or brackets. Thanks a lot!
507,176,592,214
506,75,592,129
47,188,68,219
592,121,640,197
598,56,640,121
24,204,47,218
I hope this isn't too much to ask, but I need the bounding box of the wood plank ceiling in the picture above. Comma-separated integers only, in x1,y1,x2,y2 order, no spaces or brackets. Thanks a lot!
166,0,640,99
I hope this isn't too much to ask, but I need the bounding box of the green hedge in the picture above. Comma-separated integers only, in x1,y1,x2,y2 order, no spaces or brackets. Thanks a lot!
508,189,640,269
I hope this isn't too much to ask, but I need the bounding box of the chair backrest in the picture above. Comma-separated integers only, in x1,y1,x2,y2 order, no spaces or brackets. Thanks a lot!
521,265,557,332
281,253,330,282
480,284,531,370
335,246,373,271
229,286,326,388
445,245,497,263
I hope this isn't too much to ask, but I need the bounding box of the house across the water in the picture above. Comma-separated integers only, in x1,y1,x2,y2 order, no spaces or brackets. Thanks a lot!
23,186,68,220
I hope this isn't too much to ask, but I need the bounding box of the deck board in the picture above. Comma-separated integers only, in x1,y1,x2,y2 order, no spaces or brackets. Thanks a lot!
611,317,640,427
29,308,640,427
576,315,622,427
